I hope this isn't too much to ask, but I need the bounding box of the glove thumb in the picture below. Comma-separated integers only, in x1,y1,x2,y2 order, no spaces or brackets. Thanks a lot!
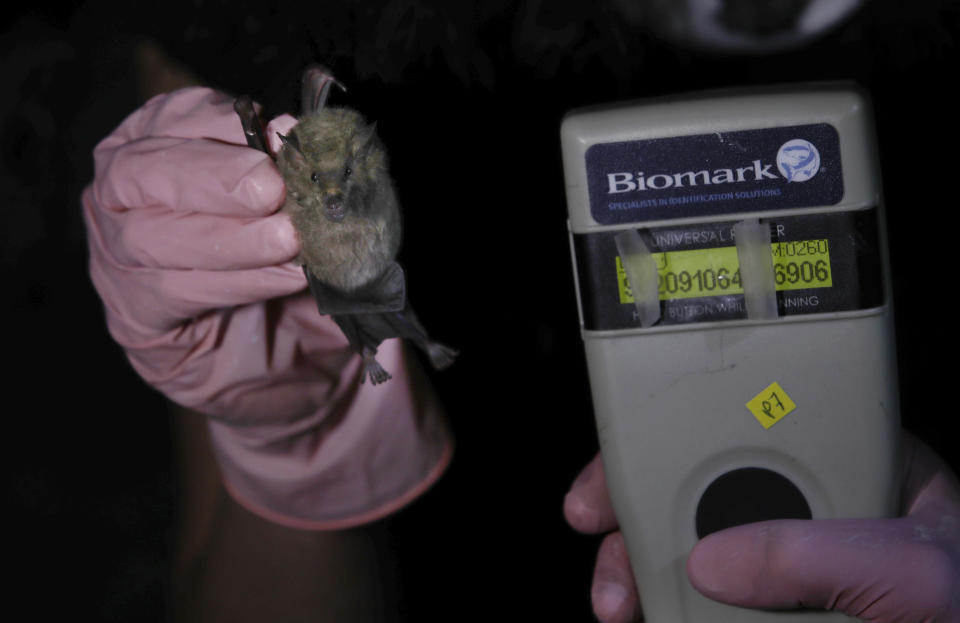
686,516,958,622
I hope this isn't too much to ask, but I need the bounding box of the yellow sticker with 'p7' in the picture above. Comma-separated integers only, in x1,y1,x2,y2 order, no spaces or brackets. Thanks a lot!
746,382,796,429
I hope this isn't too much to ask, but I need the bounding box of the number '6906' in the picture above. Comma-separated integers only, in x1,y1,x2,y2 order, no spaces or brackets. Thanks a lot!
774,259,830,285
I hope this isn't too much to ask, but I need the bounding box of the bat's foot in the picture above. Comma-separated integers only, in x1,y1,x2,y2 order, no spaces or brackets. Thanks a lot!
361,351,392,385
425,341,459,370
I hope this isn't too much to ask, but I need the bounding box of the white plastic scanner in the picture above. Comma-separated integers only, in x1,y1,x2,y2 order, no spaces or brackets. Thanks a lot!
562,84,899,623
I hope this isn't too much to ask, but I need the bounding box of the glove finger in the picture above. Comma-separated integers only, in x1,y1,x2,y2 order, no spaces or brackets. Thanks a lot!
102,87,251,146
592,532,643,623
122,292,353,418
91,244,307,335
103,208,299,271
686,517,958,621
93,137,285,217
160,264,307,319
564,453,620,534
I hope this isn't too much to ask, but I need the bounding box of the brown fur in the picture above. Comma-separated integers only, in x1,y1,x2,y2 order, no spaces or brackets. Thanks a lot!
277,107,402,292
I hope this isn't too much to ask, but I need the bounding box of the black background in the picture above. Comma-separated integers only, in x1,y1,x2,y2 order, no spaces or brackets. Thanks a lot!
3,1,958,620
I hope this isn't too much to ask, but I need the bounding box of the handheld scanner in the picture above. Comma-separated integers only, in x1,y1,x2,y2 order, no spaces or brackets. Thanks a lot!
561,84,899,623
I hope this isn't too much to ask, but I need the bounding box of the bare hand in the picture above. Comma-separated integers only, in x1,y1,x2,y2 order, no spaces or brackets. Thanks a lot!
564,431,960,623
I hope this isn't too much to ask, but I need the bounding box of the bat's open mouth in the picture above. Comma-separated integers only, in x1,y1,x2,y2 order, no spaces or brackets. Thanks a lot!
324,199,346,222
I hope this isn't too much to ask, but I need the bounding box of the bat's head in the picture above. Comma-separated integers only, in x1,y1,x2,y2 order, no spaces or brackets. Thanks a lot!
277,108,388,224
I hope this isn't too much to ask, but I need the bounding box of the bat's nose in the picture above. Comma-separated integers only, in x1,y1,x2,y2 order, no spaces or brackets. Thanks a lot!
324,194,346,222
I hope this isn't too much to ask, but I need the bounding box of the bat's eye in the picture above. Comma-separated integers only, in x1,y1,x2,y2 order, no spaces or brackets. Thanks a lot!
344,166,352,179
310,172,320,184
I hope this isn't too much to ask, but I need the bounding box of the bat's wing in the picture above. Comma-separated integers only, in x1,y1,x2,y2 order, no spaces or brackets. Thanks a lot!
332,304,449,364
328,313,394,385
306,263,457,371
379,307,459,370
233,96,270,154
304,262,405,315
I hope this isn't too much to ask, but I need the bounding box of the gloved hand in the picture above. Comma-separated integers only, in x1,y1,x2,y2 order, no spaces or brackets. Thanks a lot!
563,431,960,623
85,87,309,413
83,87,450,528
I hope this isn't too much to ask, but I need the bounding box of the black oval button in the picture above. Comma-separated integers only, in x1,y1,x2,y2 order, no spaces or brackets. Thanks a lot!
695,467,812,538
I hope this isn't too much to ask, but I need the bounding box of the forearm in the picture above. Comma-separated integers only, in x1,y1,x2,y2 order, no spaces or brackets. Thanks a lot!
170,404,398,623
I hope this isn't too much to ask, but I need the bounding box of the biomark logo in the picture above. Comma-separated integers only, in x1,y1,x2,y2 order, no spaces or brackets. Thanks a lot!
606,139,821,194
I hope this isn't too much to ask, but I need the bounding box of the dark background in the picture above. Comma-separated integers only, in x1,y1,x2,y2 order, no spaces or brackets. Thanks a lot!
3,1,958,620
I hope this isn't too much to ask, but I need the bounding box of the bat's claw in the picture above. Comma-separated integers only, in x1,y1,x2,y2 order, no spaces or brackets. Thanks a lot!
361,351,392,385
425,342,459,370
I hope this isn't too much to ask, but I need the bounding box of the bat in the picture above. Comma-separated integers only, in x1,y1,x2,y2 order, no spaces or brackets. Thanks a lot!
235,65,457,384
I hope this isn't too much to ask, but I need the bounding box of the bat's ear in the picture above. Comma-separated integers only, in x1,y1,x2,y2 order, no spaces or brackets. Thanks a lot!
356,121,378,156
302,65,346,114
278,131,307,164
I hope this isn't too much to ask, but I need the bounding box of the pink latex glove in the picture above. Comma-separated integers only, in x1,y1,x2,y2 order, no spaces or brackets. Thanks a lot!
564,431,960,623
83,87,451,529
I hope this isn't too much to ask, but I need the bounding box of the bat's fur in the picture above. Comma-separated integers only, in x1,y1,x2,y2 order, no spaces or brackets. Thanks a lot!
234,67,457,384
278,108,402,292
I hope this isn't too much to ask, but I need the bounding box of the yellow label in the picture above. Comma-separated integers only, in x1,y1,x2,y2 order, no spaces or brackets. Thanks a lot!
617,239,832,303
746,382,797,429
